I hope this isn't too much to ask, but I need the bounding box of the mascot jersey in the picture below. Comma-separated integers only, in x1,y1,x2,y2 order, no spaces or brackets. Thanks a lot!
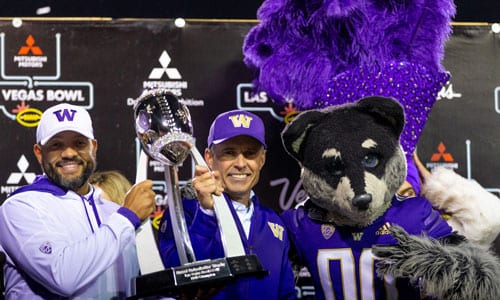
158,193,296,300
281,196,453,300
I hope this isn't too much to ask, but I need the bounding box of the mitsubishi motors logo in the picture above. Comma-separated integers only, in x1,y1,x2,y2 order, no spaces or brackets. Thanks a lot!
14,34,47,68
430,142,454,162
149,50,181,80
1,154,36,198
426,142,458,170
7,155,36,185
142,50,188,97
18,35,43,55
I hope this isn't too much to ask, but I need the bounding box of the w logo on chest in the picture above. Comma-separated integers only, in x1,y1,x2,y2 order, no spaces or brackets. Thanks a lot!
53,109,77,122
352,232,364,241
268,222,284,241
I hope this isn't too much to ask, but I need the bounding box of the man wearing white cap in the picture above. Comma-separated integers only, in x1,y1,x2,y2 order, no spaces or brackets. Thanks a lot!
0,103,156,299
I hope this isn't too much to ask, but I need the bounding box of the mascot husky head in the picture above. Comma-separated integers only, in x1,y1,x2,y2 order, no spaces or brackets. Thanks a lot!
282,96,406,227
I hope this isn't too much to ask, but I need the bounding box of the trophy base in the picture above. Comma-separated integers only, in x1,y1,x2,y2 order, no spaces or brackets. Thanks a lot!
127,254,268,299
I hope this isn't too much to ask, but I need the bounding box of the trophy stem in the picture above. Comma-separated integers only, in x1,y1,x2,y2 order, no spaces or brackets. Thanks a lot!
166,165,197,264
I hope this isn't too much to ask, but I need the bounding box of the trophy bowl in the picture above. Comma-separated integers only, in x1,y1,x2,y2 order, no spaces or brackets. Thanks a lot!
134,89,194,166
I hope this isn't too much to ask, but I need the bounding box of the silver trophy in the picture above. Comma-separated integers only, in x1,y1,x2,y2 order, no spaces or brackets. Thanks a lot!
129,89,267,299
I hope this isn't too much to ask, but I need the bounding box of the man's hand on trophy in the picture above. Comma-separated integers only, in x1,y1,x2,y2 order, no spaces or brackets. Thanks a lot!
123,179,156,221
192,165,224,210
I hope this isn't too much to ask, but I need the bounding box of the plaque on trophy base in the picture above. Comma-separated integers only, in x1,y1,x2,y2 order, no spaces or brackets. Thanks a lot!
128,254,268,299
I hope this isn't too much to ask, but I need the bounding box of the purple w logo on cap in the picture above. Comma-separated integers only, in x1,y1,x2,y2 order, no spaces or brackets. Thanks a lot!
53,109,77,122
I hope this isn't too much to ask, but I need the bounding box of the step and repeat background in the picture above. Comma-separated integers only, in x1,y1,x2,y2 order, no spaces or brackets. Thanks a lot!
0,19,498,298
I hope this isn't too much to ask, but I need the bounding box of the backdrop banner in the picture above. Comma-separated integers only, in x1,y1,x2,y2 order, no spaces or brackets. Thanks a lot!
0,19,498,299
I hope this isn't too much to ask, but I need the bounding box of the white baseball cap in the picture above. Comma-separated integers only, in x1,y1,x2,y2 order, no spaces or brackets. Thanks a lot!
36,103,94,145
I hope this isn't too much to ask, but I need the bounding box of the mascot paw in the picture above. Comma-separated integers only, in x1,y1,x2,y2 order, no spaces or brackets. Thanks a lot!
373,225,500,299
372,225,449,280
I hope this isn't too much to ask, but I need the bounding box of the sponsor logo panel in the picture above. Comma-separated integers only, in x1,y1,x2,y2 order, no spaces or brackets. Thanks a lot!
0,32,94,127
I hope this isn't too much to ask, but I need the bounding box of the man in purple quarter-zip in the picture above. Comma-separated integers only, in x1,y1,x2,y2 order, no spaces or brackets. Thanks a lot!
158,110,296,300
0,103,156,299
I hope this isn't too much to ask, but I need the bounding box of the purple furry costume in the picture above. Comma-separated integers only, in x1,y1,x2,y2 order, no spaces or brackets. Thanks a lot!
243,0,456,192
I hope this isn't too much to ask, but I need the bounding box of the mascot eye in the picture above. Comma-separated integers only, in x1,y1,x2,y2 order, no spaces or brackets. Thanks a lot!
362,154,379,168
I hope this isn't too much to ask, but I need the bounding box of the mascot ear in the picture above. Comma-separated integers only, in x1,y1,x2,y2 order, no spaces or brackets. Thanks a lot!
281,110,325,162
356,96,405,138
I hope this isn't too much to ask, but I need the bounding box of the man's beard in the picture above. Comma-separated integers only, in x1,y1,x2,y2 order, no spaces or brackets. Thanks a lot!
43,158,95,191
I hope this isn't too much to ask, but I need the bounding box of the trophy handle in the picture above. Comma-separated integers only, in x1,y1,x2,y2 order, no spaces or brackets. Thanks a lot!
190,146,246,257
135,149,165,274
165,165,197,264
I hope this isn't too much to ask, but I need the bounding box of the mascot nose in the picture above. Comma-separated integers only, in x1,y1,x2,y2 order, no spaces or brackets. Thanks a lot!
352,194,372,210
